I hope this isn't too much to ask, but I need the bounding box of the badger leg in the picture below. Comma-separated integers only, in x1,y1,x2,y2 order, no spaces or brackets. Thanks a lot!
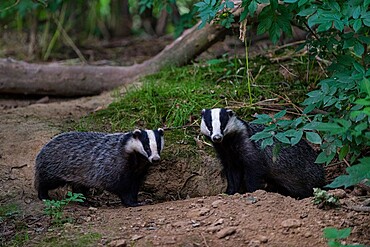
243,171,267,192
224,166,243,195
37,179,66,200
71,183,90,195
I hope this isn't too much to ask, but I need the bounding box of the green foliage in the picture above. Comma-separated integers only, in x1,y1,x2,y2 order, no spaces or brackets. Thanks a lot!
36,232,102,247
312,188,339,208
326,157,370,189
196,0,370,188
323,227,365,247
195,0,235,28
0,203,19,222
43,192,85,225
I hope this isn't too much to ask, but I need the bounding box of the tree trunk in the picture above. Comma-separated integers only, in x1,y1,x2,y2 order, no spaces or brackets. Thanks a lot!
0,23,228,96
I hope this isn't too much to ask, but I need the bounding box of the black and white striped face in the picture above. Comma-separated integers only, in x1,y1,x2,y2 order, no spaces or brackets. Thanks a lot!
200,108,241,143
127,128,164,163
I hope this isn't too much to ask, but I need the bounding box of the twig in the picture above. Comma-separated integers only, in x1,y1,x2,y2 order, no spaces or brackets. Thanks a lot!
10,164,27,170
180,173,200,193
201,232,210,247
0,0,19,12
344,205,370,212
53,16,87,64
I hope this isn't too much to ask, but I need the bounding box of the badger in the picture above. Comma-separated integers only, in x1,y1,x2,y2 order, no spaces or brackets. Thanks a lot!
34,128,164,206
200,108,325,199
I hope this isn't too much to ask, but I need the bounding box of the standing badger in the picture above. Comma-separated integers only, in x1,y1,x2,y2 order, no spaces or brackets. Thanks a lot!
200,108,325,198
34,128,164,206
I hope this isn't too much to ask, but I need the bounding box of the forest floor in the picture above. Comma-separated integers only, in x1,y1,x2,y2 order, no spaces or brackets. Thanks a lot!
0,36,369,247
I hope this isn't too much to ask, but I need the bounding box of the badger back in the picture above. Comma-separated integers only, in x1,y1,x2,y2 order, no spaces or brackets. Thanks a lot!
125,128,164,163
200,108,245,143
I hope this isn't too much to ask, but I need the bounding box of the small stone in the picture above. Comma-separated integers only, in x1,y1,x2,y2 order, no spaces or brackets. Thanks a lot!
258,235,268,243
131,235,143,241
211,200,223,208
329,189,346,199
281,219,302,228
88,207,98,212
213,218,224,226
248,240,261,247
206,225,222,233
108,239,127,247
216,227,237,239
304,232,312,238
187,207,210,218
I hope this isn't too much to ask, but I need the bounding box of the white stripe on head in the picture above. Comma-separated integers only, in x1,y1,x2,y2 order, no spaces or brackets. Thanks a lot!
211,108,222,138
125,132,147,158
147,130,160,162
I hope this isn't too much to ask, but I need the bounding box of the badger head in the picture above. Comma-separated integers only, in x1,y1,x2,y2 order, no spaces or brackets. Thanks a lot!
127,128,164,163
200,108,243,143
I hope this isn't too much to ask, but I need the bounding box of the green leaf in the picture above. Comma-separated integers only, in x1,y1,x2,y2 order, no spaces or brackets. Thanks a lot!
297,6,317,16
306,132,322,144
352,6,361,19
274,110,287,119
353,19,362,32
323,227,352,239
315,151,335,164
261,137,274,149
283,0,298,3
355,98,370,106
250,131,273,141
326,157,370,188
338,145,349,160
275,132,291,144
290,130,303,145
354,42,365,56
251,114,272,124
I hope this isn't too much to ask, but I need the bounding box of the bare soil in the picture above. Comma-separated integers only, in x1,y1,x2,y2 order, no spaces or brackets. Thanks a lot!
0,90,369,247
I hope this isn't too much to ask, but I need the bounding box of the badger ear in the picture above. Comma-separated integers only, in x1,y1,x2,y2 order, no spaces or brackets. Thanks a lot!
158,128,164,136
133,129,141,139
226,109,234,117
201,109,206,116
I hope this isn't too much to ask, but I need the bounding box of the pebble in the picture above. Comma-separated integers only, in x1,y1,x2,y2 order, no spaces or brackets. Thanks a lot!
328,189,346,199
216,227,237,239
206,225,222,233
258,235,268,243
248,240,261,247
304,231,312,238
281,219,302,228
211,200,223,208
88,207,98,212
108,239,127,247
187,207,210,218
131,235,143,241
213,218,224,226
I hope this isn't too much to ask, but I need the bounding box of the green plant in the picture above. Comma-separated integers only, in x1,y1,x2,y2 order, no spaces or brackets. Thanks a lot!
197,0,370,189
323,227,365,247
313,188,339,208
43,192,86,225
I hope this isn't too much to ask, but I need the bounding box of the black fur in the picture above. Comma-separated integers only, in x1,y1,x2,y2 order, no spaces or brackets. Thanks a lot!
34,129,164,206
201,108,326,199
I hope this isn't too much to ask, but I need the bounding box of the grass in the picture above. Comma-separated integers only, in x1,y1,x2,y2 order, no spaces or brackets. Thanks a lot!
76,54,324,134
35,232,102,247
0,203,29,247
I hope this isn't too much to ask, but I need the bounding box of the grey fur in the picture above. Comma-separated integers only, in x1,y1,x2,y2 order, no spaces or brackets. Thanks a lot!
201,108,325,198
34,129,164,206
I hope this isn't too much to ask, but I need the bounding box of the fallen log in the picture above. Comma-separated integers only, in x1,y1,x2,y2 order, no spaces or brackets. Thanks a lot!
0,22,228,96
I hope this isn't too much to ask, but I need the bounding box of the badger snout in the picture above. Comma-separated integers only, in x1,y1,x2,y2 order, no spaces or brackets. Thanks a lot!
212,134,223,143
149,155,161,163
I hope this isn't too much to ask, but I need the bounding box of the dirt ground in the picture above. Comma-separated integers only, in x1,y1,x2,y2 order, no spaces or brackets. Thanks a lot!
0,90,369,247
